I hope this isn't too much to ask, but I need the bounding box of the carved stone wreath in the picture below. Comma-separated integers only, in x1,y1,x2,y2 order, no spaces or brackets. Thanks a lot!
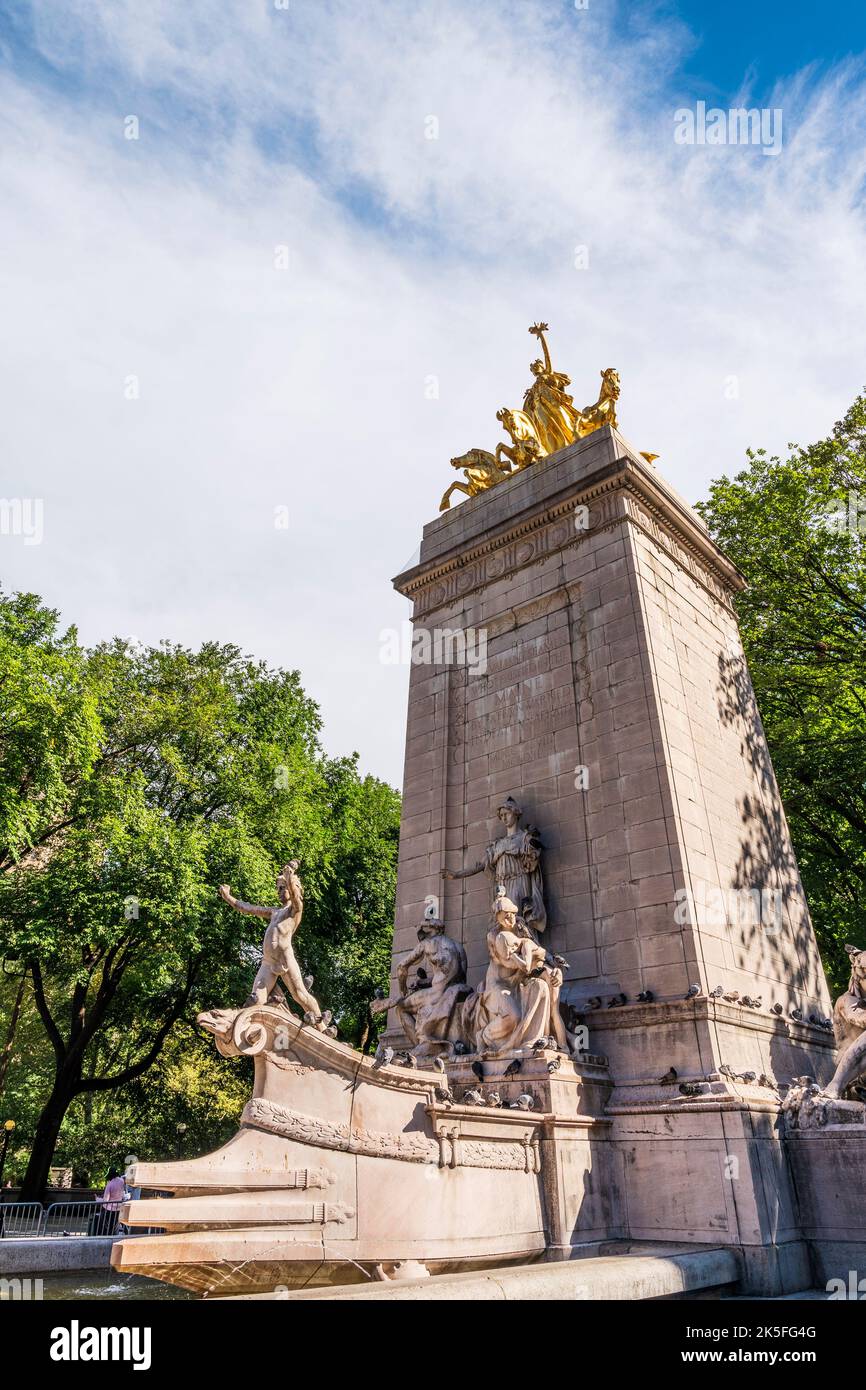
242,1098,537,1172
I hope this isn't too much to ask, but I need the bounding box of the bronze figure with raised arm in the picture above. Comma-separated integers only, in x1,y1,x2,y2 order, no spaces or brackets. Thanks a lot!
219,861,329,1030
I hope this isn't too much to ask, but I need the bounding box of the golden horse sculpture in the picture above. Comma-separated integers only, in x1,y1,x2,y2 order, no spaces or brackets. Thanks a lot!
438,323,625,511
439,448,511,513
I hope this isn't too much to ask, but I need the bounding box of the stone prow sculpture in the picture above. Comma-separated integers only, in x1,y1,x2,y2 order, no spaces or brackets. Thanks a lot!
110,1002,588,1295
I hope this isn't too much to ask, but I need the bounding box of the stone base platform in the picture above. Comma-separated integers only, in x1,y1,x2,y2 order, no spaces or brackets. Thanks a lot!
227,1242,741,1301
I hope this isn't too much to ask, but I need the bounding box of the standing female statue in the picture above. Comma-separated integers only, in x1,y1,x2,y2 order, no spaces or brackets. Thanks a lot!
521,322,582,455
443,796,547,935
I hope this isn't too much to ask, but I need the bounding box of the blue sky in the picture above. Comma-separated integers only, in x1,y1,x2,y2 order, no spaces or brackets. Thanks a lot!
672,0,866,97
1,1,865,786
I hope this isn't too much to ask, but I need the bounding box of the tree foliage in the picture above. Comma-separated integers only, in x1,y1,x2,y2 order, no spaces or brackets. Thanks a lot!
0,591,400,1193
697,392,866,994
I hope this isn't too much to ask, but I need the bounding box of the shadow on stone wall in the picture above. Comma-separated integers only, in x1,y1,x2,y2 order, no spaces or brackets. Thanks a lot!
715,649,814,992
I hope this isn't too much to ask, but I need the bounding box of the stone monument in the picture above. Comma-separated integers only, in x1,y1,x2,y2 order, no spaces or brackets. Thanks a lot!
112,323,865,1298
384,322,839,1293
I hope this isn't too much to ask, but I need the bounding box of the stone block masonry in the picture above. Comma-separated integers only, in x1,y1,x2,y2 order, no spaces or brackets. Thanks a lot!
389,425,831,1036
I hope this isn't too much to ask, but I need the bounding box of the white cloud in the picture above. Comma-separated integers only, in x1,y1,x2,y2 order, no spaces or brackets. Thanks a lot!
1,0,865,786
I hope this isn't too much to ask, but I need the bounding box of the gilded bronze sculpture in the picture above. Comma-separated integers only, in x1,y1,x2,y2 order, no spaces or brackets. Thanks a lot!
522,322,583,454
439,448,510,513
437,321,624,510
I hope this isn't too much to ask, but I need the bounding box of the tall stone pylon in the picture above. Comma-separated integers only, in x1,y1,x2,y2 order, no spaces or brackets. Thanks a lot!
388,425,835,1292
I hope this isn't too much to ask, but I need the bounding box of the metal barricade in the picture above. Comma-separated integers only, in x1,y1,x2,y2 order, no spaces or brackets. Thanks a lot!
43,1200,120,1237
0,1201,45,1238
0,1197,165,1238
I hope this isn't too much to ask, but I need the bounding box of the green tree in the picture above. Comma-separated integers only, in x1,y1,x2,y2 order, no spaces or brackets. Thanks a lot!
0,593,400,1196
697,393,866,993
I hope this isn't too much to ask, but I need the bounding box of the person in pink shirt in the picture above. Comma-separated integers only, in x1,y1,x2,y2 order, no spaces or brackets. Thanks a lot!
96,1168,126,1235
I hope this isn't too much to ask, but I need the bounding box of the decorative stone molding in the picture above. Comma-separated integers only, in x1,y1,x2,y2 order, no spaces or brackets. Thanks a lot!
244,1098,438,1163
277,1200,356,1225
396,458,742,620
281,1166,336,1189
242,1098,538,1172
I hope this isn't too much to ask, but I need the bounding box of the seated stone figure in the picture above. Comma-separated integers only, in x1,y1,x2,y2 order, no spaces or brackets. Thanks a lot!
466,894,570,1054
395,919,474,1060
825,943,866,1099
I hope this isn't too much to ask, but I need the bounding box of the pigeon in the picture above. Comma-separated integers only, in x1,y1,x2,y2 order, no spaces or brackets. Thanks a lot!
758,1074,778,1090
503,1058,522,1079
637,990,654,1003
723,991,740,1003
432,1056,447,1073
304,974,315,990
686,984,700,998
710,985,724,998
679,1082,702,1096
514,1093,535,1111
373,1043,395,1069
587,997,603,1011
741,1071,757,1083
790,1007,803,1022
471,1060,485,1084
464,1088,486,1106
486,1090,503,1108
771,1003,783,1015
659,1067,678,1085
607,993,627,1008
718,1064,736,1080
531,1037,548,1052
434,1087,453,1109
547,1055,562,1074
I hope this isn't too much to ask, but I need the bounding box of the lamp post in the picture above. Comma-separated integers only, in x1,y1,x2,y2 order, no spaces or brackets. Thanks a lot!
0,1119,15,1194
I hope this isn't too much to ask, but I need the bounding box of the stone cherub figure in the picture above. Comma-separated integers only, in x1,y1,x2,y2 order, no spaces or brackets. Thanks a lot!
219,862,329,1031
443,796,547,935
395,919,474,1060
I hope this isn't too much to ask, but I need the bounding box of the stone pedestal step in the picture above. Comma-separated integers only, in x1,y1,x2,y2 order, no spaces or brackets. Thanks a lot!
239,1244,740,1300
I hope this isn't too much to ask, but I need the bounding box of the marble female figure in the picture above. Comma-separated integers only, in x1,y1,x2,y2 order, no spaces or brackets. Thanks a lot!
467,895,569,1054
443,796,547,935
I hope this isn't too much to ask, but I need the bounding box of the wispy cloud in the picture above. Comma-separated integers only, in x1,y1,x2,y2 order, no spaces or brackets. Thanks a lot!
1,0,865,784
